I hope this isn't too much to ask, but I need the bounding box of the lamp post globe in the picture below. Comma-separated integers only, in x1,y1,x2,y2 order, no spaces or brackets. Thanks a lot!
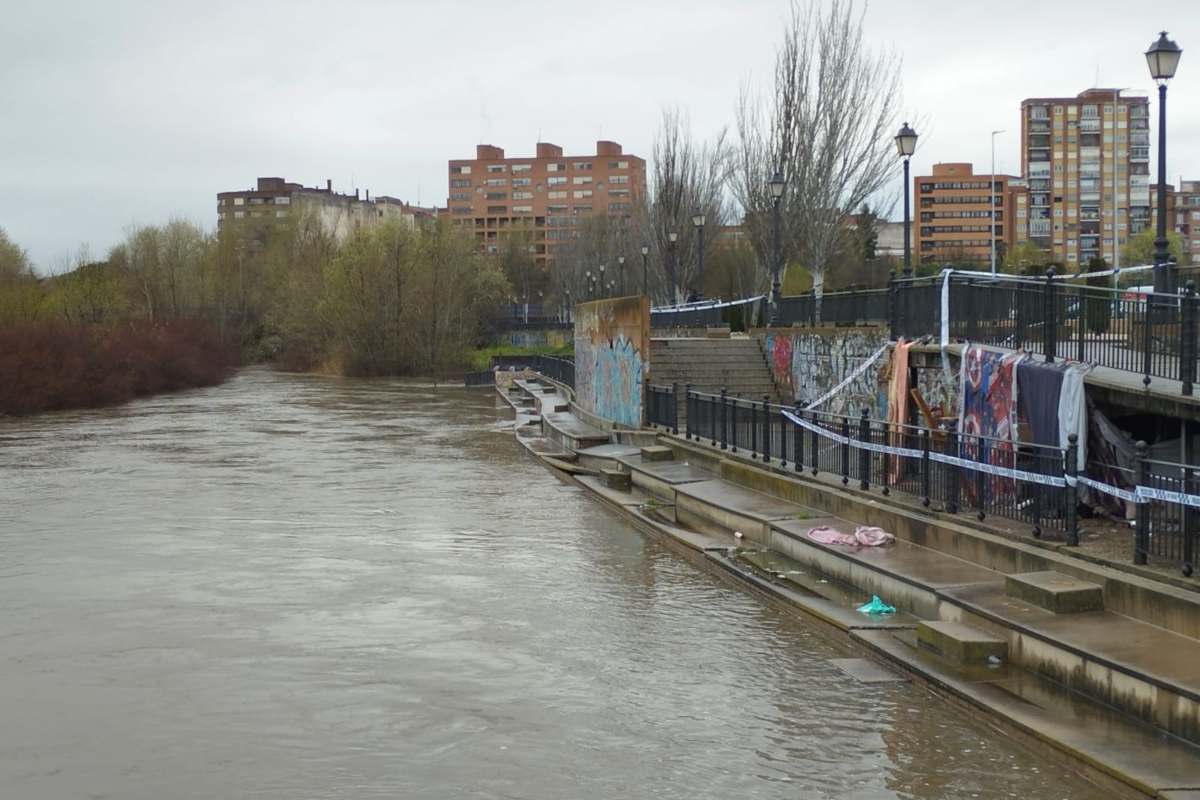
768,169,787,325
640,244,649,298
895,122,918,277
667,231,679,305
1147,31,1182,293
691,211,707,302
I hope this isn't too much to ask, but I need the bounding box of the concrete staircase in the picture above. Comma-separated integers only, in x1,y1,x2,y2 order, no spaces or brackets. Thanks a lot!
649,337,786,429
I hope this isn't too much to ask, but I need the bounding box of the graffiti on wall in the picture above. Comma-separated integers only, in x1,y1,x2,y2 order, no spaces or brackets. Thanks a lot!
762,330,890,417
574,296,650,427
506,328,570,349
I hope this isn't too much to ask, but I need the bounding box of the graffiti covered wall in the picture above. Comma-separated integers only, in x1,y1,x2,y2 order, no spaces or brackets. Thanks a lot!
574,296,651,427
505,328,571,349
760,329,890,417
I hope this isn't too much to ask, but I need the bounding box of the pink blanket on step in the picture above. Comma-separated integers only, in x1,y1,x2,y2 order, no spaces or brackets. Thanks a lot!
807,526,895,547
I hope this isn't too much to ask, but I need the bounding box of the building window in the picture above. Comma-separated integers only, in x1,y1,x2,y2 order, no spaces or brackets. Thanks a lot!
486,164,506,173
452,206,471,215
512,164,532,173
608,160,629,169
485,178,507,186
486,205,507,214
513,191,533,200
548,191,567,199
548,176,567,185
485,192,507,200
513,205,532,213
573,190,593,199
274,196,290,205
513,177,531,187
572,162,592,170
450,178,470,189
610,189,630,198
275,210,287,218
450,192,470,201
610,175,629,185
450,165,472,175
249,197,265,205
546,163,566,172
573,176,592,185
234,210,245,218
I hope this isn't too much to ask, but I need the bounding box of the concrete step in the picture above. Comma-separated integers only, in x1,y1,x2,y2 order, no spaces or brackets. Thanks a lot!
1005,571,1104,613
576,443,641,471
616,453,714,501
916,620,1008,665
673,479,809,545
640,445,674,462
601,467,632,491
541,411,610,451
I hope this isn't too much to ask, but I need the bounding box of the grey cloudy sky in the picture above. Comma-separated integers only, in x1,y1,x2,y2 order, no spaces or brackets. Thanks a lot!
3,0,1199,271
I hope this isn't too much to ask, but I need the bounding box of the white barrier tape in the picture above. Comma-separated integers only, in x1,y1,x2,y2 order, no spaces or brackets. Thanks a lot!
1070,475,1144,504
1134,484,1200,509
782,410,1065,487
803,344,891,411
653,295,765,314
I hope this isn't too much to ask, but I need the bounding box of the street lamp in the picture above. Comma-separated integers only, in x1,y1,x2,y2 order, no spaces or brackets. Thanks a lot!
564,289,571,324
667,231,678,305
692,210,707,301
768,169,787,325
585,270,593,299
640,244,649,297
599,264,606,299
895,122,918,278
1146,30,1183,294
617,255,625,295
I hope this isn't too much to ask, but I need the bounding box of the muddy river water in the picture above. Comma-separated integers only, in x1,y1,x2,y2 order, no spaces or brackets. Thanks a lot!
0,369,1106,798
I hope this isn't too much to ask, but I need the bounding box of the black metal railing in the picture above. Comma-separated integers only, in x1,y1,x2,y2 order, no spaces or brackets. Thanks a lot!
487,354,575,389
646,383,679,433
683,389,1075,541
651,296,764,329
773,288,890,327
464,370,495,388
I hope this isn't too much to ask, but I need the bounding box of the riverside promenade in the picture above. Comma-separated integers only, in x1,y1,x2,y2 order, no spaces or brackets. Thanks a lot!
492,367,1200,799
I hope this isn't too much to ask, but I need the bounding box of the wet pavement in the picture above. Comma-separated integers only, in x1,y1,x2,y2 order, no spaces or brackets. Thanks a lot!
0,368,1108,798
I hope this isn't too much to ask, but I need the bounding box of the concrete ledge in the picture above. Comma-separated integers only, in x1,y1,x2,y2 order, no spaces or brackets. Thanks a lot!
917,620,1007,665
601,468,631,491
640,445,674,462
1006,571,1104,614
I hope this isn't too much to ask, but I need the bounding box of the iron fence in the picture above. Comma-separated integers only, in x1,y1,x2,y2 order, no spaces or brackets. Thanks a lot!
487,354,575,389
773,288,890,327
646,383,678,433
681,388,1075,540
464,370,495,388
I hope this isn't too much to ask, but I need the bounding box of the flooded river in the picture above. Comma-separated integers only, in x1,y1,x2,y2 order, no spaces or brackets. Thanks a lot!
0,369,1105,798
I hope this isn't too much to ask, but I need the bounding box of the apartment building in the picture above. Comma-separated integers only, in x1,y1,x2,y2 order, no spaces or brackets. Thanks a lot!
446,141,647,267
217,178,434,245
1150,181,1200,267
914,163,1027,265
1019,89,1151,267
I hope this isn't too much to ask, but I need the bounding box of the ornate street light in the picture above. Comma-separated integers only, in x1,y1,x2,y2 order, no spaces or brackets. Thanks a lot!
617,255,625,295
768,170,787,325
895,122,918,278
667,231,678,305
1147,31,1182,293
691,210,707,301
640,244,649,297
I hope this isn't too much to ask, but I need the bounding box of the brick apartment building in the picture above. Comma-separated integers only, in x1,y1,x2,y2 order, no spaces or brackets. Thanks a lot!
217,177,436,244
1019,88,1151,268
447,141,647,267
914,163,1027,265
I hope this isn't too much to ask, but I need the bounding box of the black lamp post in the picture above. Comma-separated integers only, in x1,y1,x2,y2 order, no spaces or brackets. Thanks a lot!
599,264,607,299
1147,31,1182,294
564,289,571,324
768,169,787,325
640,244,649,297
617,255,625,295
692,210,707,301
667,231,678,304
585,270,593,298
894,122,918,278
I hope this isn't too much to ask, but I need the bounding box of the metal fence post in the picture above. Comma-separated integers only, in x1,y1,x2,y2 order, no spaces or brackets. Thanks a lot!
920,428,931,507
794,403,803,472
1076,284,1086,364
1065,433,1079,547
1044,266,1057,363
762,395,771,465
975,435,987,521
810,411,819,476
685,386,693,439
1134,440,1149,565
718,387,726,448
750,399,759,459
858,407,870,491
730,391,738,453
944,427,959,514
1142,295,1155,389
671,382,679,434
1182,281,1196,397
840,416,850,486
887,271,897,341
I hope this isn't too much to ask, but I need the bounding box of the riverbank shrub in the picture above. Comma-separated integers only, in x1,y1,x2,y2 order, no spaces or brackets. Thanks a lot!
0,320,238,415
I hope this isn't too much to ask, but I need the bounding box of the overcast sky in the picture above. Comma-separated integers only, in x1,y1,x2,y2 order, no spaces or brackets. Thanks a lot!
3,0,1199,272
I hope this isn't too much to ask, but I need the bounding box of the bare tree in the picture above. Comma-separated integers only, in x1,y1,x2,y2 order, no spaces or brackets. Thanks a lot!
733,0,904,319
644,108,732,304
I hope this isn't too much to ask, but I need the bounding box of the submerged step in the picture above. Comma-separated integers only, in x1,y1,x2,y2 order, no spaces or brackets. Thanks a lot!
917,621,1007,665
1005,571,1103,614
640,445,675,462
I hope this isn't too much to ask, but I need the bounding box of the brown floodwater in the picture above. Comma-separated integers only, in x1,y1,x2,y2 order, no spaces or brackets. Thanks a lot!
0,368,1107,799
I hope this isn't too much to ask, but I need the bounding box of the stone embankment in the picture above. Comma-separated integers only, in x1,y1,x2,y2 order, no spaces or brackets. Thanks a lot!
490,371,1200,799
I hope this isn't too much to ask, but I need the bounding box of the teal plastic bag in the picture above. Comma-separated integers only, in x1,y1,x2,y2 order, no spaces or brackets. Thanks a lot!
857,595,896,615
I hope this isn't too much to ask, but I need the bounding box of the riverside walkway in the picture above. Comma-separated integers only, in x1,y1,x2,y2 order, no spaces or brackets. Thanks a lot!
495,369,1200,798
